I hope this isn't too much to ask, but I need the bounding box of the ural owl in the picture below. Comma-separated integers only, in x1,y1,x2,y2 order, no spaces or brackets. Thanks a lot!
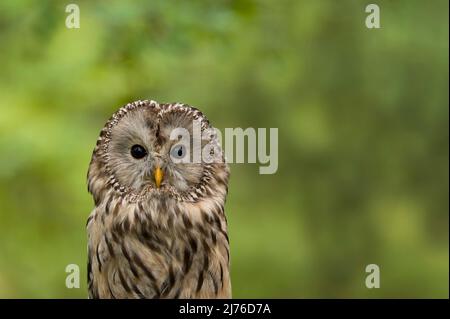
86,100,231,298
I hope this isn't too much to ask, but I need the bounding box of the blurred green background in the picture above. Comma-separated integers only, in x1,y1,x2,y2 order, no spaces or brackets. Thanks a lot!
0,0,448,298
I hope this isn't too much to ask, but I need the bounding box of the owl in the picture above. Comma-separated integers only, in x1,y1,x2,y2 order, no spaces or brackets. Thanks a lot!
86,100,231,299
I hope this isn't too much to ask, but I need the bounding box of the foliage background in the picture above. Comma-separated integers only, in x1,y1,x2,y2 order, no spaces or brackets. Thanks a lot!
0,0,448,298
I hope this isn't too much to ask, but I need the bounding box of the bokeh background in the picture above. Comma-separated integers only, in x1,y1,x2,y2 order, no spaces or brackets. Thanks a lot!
0,0,448,298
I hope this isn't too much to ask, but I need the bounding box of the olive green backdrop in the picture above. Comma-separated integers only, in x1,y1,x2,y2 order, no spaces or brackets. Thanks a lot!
0,0,448,298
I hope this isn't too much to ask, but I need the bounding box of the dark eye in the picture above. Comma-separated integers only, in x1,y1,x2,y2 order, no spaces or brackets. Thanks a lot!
170,144,185,159
130,144,147,159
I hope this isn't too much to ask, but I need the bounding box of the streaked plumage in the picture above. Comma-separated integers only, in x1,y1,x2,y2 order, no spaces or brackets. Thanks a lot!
86,100,231,298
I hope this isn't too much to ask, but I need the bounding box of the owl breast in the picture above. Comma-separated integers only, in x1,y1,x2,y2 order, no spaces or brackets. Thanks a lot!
87,192,231,299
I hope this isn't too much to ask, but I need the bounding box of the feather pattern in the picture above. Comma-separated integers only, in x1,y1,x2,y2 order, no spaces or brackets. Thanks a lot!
87,100,231,298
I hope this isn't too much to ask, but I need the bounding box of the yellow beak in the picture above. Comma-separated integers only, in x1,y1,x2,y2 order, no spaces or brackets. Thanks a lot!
154,167,164,188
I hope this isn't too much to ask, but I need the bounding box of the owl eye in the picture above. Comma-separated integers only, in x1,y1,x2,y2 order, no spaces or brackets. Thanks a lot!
130,144,147,159
170,144,186,160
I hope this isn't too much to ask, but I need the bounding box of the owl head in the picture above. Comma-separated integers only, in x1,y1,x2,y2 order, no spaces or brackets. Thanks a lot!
88,100,229,204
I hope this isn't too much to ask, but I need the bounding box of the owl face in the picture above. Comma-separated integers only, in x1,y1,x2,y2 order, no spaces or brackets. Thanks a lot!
91,100,224,202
